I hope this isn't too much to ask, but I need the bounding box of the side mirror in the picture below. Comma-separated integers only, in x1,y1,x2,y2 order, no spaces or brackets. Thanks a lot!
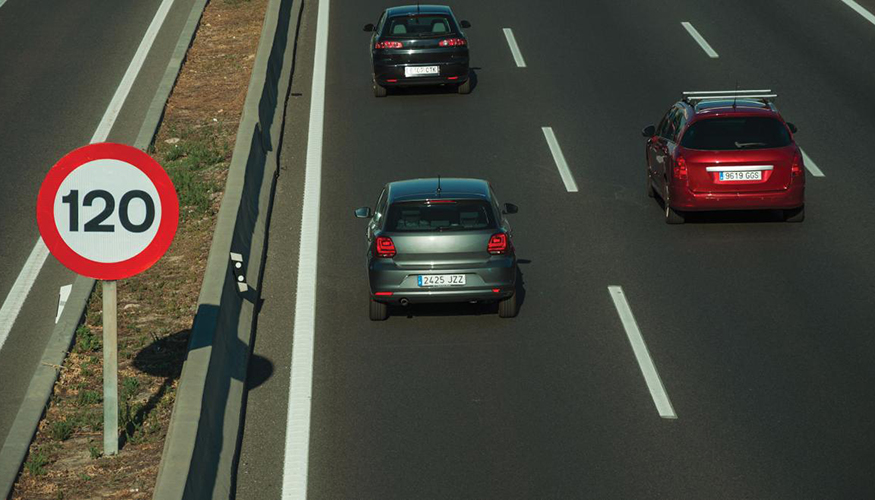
363,23,375,32
460,20,471,28
354,207,372,218
642,125,656,138
786,122,798,133
502,203,519,215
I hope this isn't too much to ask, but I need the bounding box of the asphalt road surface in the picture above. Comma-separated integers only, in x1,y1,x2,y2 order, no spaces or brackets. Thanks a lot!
0,0,198,450
238,0,875,498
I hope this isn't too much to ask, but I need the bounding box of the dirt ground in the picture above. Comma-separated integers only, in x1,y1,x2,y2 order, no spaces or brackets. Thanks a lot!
11,0,268,497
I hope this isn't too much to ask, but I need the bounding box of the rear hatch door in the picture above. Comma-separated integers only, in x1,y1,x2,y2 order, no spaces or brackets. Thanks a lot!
684,146,796,193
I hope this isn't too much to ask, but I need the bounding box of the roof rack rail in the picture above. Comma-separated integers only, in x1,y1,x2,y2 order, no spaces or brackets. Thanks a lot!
683,89,772,95
682,89,777,104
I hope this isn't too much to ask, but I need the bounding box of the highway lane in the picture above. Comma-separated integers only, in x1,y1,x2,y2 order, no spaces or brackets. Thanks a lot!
0,0,199,449
238,0,875,498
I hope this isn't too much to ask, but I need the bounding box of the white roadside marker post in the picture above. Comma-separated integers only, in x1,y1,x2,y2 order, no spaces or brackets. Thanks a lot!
102,280,119,455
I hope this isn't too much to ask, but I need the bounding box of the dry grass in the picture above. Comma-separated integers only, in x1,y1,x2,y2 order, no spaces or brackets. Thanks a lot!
11,0,267,497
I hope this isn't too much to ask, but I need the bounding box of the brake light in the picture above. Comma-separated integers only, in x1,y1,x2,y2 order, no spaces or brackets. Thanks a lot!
426,199,456,204
488,233,508,255
439,38,467,47
375,236,396,258
374,41,403,49
791,152,803,178
673,155,688,180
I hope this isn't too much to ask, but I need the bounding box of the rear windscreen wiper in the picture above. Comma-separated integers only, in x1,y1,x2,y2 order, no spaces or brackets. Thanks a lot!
734,141,767,149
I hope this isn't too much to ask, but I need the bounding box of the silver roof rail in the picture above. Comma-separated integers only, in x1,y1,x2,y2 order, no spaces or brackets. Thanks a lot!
682,90,777,104
683,89,772,95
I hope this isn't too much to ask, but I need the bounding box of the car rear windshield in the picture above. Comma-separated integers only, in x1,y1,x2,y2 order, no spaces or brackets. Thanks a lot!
385,200,496,232
680,117,792,150
383,15,457,37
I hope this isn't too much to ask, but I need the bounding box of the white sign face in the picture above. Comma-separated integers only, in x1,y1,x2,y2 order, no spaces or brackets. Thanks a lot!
52,159,163,263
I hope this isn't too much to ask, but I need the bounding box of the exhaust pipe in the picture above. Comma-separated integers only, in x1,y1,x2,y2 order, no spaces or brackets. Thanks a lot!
399,298,409,306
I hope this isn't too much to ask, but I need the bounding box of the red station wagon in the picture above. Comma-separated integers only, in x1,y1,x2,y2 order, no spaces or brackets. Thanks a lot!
643,90,805,224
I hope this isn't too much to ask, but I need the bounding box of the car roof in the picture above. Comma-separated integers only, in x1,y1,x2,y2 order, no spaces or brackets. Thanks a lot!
385,4,454,17
387,178,490,203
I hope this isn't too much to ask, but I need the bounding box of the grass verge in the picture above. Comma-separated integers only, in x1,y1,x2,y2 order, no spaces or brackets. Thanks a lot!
11,0,267,497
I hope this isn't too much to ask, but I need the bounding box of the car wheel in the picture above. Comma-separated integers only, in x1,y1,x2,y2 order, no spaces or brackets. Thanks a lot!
373,83,387,98
784,205,805,223
498,292,518,318
457,77,472,95
646,170,655,198
369,298,389,321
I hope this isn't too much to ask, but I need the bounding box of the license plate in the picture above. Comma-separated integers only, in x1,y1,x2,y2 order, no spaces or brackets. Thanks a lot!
418,274,466,287
719,171,762,181
404,65,439,77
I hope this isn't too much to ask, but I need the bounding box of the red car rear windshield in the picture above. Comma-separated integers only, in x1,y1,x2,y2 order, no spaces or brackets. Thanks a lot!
681,117,792,150
385,200,496,232
383,15,457,37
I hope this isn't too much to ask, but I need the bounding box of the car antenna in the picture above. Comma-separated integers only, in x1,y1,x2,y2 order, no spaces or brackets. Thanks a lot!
436,175,442,197
417,2,420,15
733,81,739,110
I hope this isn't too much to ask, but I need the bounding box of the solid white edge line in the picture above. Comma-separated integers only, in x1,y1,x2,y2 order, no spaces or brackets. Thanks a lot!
55,284,73,324
281,0,329,496
541,127,579,192
608,286,677,419
681,22,719,58
800,148,826,177
502,28,527,68
0,0,8,9
0,0,176,353
91,0,176,143
0,240,49,352
842,0,875,26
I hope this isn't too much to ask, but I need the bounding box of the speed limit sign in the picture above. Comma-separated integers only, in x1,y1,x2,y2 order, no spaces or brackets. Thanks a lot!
37,142,179,280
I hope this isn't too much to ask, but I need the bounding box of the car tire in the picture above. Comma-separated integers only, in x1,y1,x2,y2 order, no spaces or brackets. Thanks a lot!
498,292,518,318
784,205,805,223
646,171,655,198
457,78,472,95
665,204,685,224
369,298,389,321
374,83,387,98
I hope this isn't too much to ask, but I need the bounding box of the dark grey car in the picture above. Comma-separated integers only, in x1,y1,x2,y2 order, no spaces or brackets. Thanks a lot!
355,178,518,321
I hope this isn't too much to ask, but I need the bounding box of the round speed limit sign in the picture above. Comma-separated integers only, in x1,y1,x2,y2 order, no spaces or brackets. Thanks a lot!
37,143,179,280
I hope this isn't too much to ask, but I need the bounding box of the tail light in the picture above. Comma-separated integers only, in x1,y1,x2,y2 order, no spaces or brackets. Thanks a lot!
791,152,803,178
439,38,467,47
673,155,688,180
488,233,509,255
375,236,396,258
374,41,403,49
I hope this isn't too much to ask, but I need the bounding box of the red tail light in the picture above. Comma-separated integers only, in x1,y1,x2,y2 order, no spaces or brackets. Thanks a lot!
439,38,467,47
488,233,508,255
791,152,803,178
375,236,396,258
375,41,403,49
673,155,688,180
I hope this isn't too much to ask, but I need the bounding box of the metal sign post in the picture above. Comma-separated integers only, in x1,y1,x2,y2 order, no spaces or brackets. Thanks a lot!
102,280,118,455
36,143,179,458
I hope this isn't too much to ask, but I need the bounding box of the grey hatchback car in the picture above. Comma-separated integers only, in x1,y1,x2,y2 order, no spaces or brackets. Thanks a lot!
355,178,519,321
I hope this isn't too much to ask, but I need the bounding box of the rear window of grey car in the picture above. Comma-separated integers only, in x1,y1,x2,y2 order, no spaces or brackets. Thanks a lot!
680,117,791,150
383,15,457,37
385,200,496,232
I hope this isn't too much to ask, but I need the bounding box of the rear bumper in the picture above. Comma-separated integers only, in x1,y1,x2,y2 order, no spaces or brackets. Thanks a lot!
368,256,516,304
373,61,469,87
669,184,804,211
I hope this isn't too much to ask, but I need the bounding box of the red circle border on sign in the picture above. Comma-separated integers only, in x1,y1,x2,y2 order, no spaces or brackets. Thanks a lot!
36,143,179,280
